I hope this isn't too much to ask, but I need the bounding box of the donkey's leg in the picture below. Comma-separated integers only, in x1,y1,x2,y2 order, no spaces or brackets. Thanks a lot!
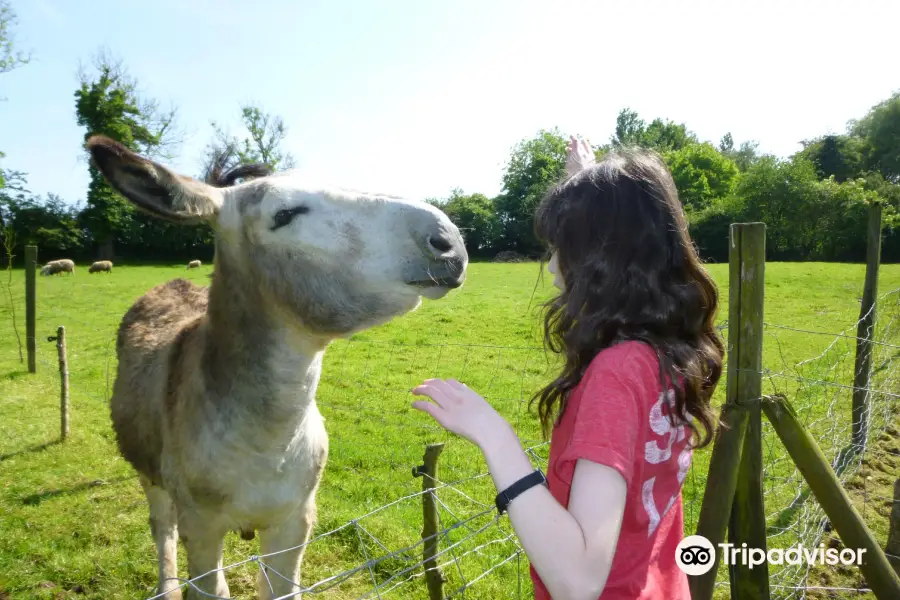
257,500,317,600
179,510,230,599
140,475,183,600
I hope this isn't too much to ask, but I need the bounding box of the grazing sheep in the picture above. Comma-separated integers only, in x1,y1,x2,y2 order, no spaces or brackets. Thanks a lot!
40,259,75,276
84,135,468,600
53,259,76,275
186,259,201,269
89,260,113,274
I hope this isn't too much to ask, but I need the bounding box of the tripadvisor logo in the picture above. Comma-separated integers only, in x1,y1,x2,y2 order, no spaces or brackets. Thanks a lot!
676,535,716,576
675,535,867,576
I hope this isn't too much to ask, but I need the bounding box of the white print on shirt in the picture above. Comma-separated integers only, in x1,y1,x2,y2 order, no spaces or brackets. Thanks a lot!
645,390,685,464
642,389,693,537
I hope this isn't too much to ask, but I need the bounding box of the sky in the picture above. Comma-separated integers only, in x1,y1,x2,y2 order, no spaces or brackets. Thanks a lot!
1,0,899,207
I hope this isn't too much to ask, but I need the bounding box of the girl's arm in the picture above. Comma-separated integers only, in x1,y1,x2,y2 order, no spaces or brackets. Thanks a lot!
482,428,627,600
412,379,627,600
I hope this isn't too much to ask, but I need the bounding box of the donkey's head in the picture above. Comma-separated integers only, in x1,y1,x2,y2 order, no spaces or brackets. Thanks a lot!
86,136,468,336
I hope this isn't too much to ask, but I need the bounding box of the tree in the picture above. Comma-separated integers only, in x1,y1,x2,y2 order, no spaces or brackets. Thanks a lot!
0,0,32,188
10,194,83,257
688,196,741,262
665,143,739,210
719,132,760,171
611,108,645,147
0,168,25,264
718,133,734,154
796,134,865,182
642,118,695,152
731,155,823,260
74,49,179,260
611,109,695,151
203,105,296,180
0,168,24,222
854,91,900,182
0,0,29,81
0,173,84,261
439,189,500,256
494,128,568,255
810,177,890,261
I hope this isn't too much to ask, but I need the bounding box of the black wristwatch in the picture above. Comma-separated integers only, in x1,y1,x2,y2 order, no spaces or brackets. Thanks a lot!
495,469,547,514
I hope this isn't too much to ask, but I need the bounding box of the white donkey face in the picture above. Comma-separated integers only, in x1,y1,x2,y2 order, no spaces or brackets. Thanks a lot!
216,175,467,333
85,136,468,335
223,176,465,295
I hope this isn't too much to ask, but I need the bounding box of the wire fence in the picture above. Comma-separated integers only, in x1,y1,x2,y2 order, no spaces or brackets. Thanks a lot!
734,288,900,599
18,315,550,598
2,266,900,599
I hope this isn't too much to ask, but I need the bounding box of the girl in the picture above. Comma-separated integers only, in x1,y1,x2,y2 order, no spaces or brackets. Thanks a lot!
411,137,725,600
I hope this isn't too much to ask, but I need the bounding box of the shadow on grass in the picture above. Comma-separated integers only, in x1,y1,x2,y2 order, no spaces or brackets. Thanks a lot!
22,475,135,506
2,369,30,381
0,439,62,463
766,443,861,537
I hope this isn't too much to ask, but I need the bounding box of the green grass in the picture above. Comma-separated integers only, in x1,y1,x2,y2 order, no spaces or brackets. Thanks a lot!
1,261,899,599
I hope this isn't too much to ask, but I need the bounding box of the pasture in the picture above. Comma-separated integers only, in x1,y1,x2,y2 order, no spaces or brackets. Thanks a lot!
1,261,899,599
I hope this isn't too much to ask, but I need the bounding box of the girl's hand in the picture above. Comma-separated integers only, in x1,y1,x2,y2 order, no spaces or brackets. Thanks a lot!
565,135,596,177
412,378,514,450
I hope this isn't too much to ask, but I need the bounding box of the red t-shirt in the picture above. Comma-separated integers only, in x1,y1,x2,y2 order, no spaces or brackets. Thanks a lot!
531,341,692,600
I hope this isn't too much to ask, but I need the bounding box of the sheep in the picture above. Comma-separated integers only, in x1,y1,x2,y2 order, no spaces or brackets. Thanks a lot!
89,260,113,274
40,259,75,276
186,259,201,269
52,259,76,275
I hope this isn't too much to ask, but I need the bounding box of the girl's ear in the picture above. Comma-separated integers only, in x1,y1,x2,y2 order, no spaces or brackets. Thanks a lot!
85,135,223,223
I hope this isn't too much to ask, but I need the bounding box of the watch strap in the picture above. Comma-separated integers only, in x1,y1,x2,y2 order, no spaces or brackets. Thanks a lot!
495,469,547,514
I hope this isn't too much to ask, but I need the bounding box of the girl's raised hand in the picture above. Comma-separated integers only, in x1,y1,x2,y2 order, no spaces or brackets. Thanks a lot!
411,378,514,449
564,135,596,177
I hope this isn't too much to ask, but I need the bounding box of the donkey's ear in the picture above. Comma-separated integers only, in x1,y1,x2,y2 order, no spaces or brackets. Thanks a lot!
85,135,223,222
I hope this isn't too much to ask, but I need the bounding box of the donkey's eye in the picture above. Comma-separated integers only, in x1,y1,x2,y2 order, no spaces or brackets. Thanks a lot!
271,206,309,231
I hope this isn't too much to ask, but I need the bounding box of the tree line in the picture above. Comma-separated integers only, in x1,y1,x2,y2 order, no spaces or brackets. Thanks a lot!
428,101,900,263
2,0,899,265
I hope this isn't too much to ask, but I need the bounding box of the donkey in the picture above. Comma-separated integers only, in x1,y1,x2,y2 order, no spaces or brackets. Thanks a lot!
84,135,468,599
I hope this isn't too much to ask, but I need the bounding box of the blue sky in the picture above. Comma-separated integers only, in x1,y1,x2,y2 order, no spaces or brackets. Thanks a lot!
1,0,899,207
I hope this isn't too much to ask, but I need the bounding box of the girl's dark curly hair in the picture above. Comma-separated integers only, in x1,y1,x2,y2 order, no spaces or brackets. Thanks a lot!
531,147,725,448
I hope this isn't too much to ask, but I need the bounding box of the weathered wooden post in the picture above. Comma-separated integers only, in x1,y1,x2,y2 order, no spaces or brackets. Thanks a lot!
25,244,37,373
727,223,769,600
762,394,900,598
851,201,882,453
413,443,445,600
691,223,767,600
49,326,70,441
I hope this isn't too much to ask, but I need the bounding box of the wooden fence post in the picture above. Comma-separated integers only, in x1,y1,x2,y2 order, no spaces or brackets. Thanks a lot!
25,244,36,373
49,326,69,441
727,223,769,600
691,223,767,600
761,394,900,598
851,201,882,453
413,443,445,600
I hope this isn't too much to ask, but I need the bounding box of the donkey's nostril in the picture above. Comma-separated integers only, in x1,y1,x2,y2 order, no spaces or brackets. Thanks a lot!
427,234,454,254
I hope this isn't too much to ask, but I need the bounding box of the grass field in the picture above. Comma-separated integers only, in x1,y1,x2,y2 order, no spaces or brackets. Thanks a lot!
1,261,899,599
